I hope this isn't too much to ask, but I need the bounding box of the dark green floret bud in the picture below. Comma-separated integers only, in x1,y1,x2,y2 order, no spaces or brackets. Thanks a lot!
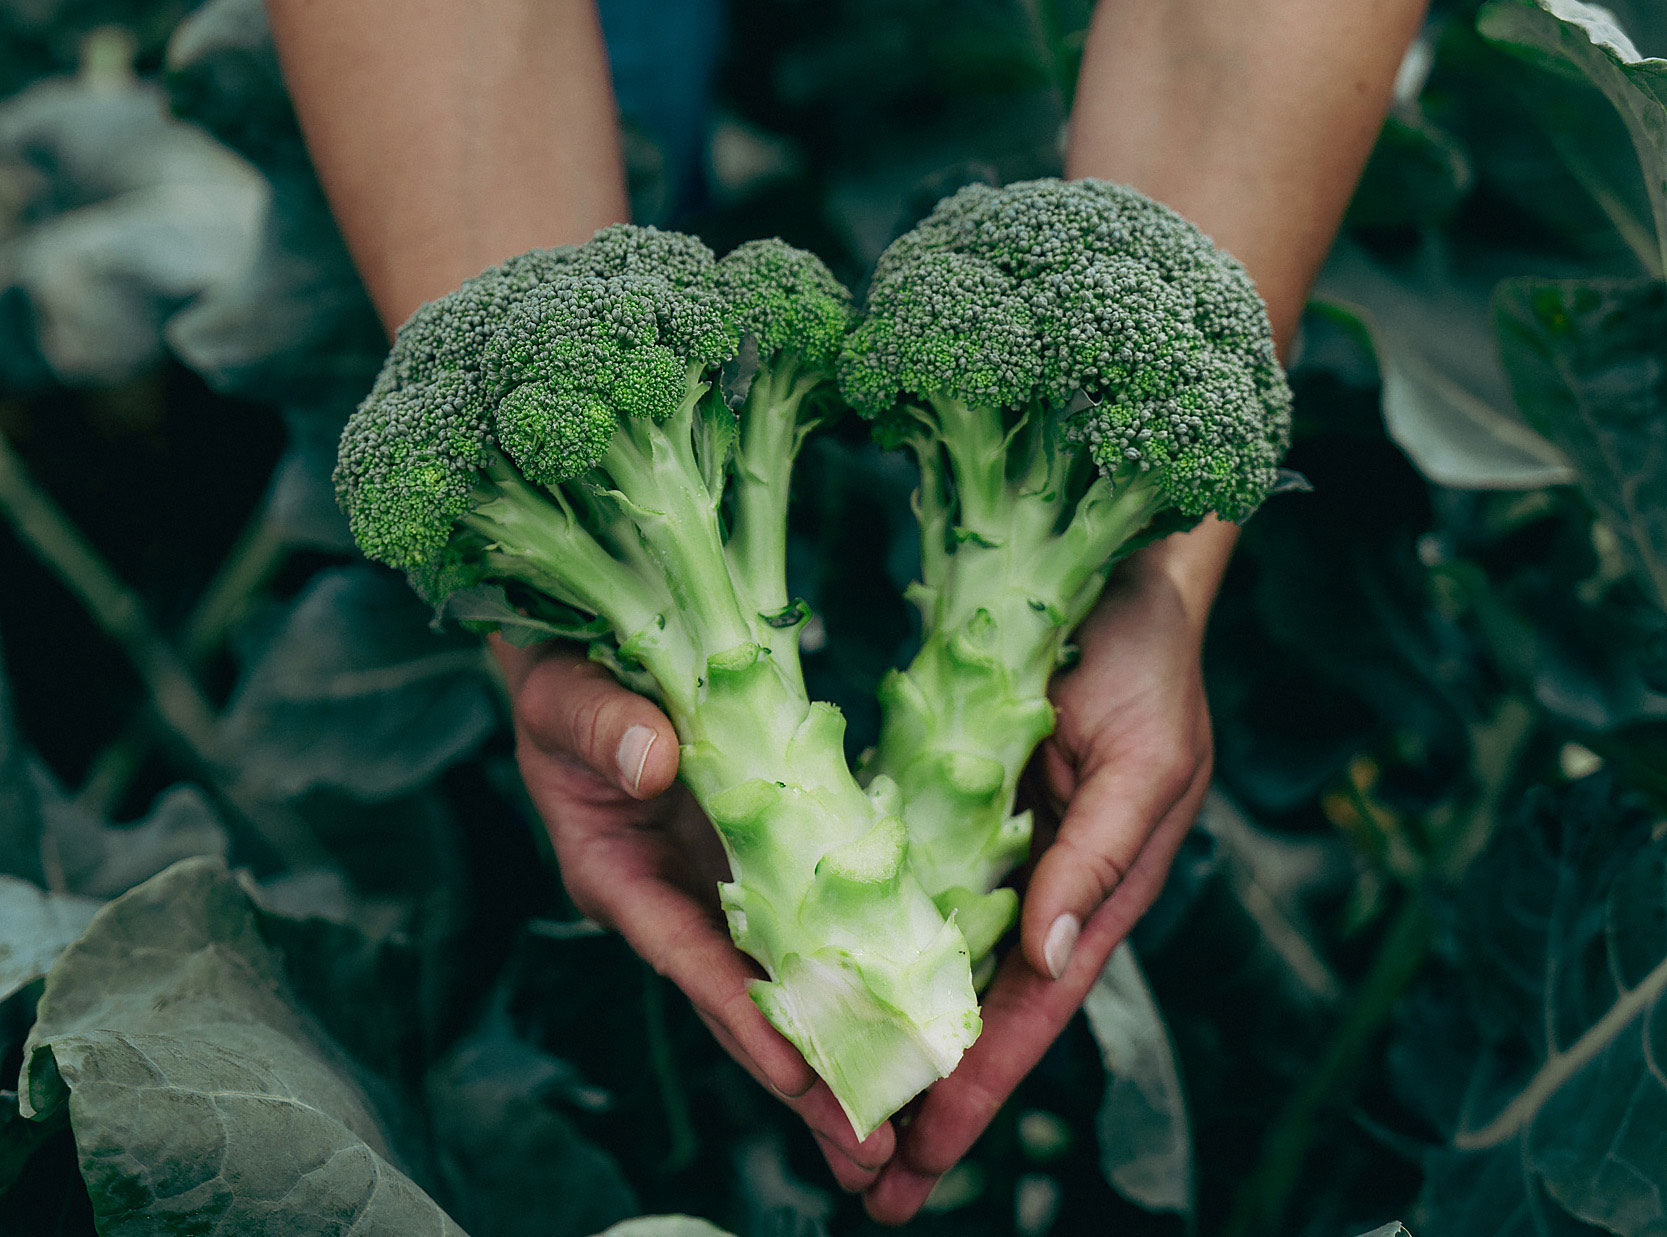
840,250,1041,416
494,383,617,485
565,222,717,288
333,370,491,574
713,239,856,371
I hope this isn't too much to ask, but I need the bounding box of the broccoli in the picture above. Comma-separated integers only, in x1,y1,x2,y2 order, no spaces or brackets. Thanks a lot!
839,180,1294,962
334,225,980,1138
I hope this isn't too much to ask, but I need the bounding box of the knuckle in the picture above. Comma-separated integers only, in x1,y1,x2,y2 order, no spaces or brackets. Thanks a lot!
1060,831,1130,899
566,688,614,768
1155,758,1193,805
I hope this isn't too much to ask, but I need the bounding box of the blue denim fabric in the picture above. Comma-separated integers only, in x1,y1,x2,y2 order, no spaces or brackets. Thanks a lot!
596,0,725,214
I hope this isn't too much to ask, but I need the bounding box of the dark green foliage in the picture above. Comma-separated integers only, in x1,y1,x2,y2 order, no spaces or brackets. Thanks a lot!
4,0,1667,1234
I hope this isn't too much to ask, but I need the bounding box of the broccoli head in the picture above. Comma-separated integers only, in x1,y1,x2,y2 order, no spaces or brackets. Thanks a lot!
840,179,1294,959
334,225,979,1139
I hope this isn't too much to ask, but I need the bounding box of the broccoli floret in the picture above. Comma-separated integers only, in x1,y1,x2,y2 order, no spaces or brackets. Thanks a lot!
840,179,1293,961
334,226,978,1139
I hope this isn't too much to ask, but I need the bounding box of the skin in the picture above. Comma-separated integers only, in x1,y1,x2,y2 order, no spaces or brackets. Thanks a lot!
865,0,1430,1220
268,0,1427,1213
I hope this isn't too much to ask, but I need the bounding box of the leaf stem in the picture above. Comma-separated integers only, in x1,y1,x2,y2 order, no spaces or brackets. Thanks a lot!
0,430,222,773
0,430,326,870
642,965,698,1174
1453,946,1667,1150
1219,894,1433,1237
77,509,290,815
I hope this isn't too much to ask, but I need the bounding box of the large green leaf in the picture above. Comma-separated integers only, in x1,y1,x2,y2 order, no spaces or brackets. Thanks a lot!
18,858,468,1236
1,631,228,899
1083,944,1193,1219
1494,276,1667,612
1392,776,1667,1236
0,633,46,886
32,781,228,900
1313,242,1573,490
220,567,497,801
0,877,98,1004
591,1220,735,1237
426,1022,638,1237
1480,0,1667,276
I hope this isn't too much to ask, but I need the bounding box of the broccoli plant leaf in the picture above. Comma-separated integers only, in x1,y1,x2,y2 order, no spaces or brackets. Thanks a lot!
432,584,615,647
591,1221,736,1237
1313,242,1573,490
0,636,45,886
18,857,468,1237
32,778,228,900
1391,775,1667,1237
163,0,386,405
0,877,98,1005
426,1022,638,1237
2,631,228,897
221,566,497,801
262,406,357,552
0,70,265,386
1083,944,1194,1220
1479,0,1667,277
1494,277,1667,613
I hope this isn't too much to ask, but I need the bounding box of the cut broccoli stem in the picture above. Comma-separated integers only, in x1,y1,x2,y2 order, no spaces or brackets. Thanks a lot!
676,645,979,1139
870,409,1170,959
468,423,981,1139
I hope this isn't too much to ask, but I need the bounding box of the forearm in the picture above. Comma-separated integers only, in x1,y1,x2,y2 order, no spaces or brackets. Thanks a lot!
1067,0,1426,345
265,0,629,331
1068,0,1427,609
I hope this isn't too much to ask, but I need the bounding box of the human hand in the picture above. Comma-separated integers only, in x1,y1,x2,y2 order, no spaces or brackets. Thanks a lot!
492,638,897,1190
863,533,1224,1223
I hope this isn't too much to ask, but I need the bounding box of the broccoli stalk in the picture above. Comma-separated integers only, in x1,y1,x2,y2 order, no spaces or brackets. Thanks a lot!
840,180,1295,962
335,227,980,1138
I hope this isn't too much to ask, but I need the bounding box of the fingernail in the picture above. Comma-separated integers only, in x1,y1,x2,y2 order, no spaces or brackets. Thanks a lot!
616,725,657,793
1043,913,1079,980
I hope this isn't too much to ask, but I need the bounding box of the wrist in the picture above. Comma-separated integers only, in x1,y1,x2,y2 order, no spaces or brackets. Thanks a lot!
1127,516,1239,637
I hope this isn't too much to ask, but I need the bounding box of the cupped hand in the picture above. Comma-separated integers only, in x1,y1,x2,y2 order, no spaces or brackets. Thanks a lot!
491,637,897,1191
863,533,1225,1224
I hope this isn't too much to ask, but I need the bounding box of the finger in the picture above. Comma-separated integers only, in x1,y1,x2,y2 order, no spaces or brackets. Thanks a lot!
697,1008,895,1177
512,647,679,798
814,1131,885,1194
873,787,1208,1207
863,1160,940,1225
584,864,817,1100
1020,753,1204,980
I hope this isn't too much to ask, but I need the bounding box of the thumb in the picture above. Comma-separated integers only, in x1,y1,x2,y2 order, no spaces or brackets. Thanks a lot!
510,646,680,799
1018,758,1196,980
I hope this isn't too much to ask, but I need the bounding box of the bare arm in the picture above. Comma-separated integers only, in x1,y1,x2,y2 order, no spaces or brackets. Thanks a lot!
266,0,898,1190
867,0,1428,1223
1064,0,1427,631
265,0,629,330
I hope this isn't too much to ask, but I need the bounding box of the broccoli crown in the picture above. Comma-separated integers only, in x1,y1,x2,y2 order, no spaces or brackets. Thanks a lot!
335,228,742,575
840,178,1293,521
712,238,856,371
335,224,857,587
333,369,492,573
483,273,737,484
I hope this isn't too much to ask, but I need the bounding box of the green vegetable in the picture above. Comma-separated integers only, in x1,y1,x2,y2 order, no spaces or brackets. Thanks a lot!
841,179,1294,960
333,225,979,1139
